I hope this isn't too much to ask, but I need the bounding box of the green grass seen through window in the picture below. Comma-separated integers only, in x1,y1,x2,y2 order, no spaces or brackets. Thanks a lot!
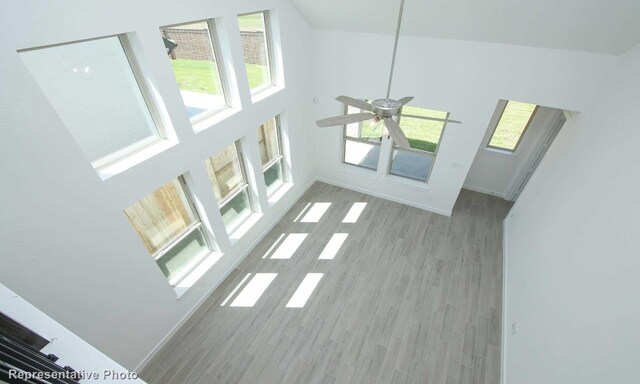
359,105,447,152
170,59,269,94
488,101,537,151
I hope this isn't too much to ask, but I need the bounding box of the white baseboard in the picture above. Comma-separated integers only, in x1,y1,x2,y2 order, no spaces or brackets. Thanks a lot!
501,216,509,384
134,177,318,372
463,184,507,199
317,177,452,217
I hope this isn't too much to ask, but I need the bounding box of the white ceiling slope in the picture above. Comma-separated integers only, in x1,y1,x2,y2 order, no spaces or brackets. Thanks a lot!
290,0,640,54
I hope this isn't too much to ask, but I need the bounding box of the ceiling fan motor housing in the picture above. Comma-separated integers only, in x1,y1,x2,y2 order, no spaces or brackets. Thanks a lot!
371,98,403,117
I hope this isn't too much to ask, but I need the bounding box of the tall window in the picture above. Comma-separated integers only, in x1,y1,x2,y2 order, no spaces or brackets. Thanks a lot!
258,116,285,194
389,106,448,182
160,20,227,123
19,35,164,169
343,105,383,170
238,12,274,94
205,142,253,233
124,178,211,286
488,101,538,152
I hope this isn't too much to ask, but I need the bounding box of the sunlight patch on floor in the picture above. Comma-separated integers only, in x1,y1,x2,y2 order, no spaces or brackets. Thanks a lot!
230,273,277,307
318,233,349,260
343,202,367,223
293,202,311,222
262,233,286,259
286,273,323,308
270,233,308,259
300,202,331,223
220,273,252,306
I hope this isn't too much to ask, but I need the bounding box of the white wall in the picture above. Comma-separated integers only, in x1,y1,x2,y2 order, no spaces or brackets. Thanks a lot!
0,0,315,369
312,30,617,215
0,284,145,383
464,104,559,199
503,44,640,383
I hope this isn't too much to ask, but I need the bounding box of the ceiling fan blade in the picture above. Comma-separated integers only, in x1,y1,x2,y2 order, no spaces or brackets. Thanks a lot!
399,114,462,124
316,112,373,128
398,96,414,105
383,118,410,149
335,96,372,111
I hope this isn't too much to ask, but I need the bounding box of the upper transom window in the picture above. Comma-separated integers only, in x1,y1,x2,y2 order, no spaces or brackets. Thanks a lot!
160,20,228,123
488,100,538,152
238,12,274,94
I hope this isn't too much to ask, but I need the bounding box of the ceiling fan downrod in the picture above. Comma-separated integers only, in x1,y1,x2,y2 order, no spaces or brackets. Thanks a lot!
386,0,406,99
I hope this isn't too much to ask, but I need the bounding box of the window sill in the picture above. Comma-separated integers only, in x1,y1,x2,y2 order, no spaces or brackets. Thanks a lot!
384,174,431,191
485,147,518,158
228,212,263,247
268,181,294,208
251,85,283,104
98,139,177,181
192,106,241,134
173,251,223,299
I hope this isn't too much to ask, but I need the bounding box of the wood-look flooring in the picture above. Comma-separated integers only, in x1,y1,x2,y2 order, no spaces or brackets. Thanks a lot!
140,182,511,384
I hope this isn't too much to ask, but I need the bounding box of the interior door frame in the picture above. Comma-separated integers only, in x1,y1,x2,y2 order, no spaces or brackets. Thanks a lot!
505,109,568,201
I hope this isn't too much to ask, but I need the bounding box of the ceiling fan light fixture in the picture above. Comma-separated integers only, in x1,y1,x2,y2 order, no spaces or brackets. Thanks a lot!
315,0,461,150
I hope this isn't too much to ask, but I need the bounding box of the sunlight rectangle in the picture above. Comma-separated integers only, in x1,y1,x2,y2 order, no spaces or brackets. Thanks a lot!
270,233,308,260
262,233,286,259
220,273,252,306
286,273,323,308
230,273,277,307
318,233,349,260
343,202,367,223
293,202,311,222
300,202,331,223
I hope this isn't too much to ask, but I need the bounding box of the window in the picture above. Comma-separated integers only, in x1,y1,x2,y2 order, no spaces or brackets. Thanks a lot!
160,20,228,122
19,36,164,169
488,100,538,152
258,116,285,194
238,12,274,94
389,106,448,182
205,142,253,233
342,105,382,170
124,178,211,286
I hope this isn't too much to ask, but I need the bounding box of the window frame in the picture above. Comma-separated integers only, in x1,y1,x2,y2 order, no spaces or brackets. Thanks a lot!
486,101,539,153
259,116,286,193
128,177,212,287
341,104,382,171
238,10,276,94
210,141,255,232
160,19,232,126
387,108,450,183
20,34,169,171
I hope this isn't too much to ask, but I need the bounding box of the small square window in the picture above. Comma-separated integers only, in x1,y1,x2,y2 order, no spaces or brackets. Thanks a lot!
238,12,274,94
487,101,538,152
19,35,165,169
389,105,448,182
124,178,211,286
343,105,382,170
205,142,254,233
160,21,228,123
258,116,285,195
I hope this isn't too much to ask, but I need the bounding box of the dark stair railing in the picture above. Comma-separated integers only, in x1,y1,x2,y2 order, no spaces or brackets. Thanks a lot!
0,334,81,384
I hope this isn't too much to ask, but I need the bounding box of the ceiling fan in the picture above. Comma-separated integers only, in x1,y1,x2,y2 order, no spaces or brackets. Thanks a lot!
315,0,461,149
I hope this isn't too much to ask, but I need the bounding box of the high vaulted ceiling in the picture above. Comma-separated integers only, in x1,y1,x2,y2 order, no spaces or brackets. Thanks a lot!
290,0,640,55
